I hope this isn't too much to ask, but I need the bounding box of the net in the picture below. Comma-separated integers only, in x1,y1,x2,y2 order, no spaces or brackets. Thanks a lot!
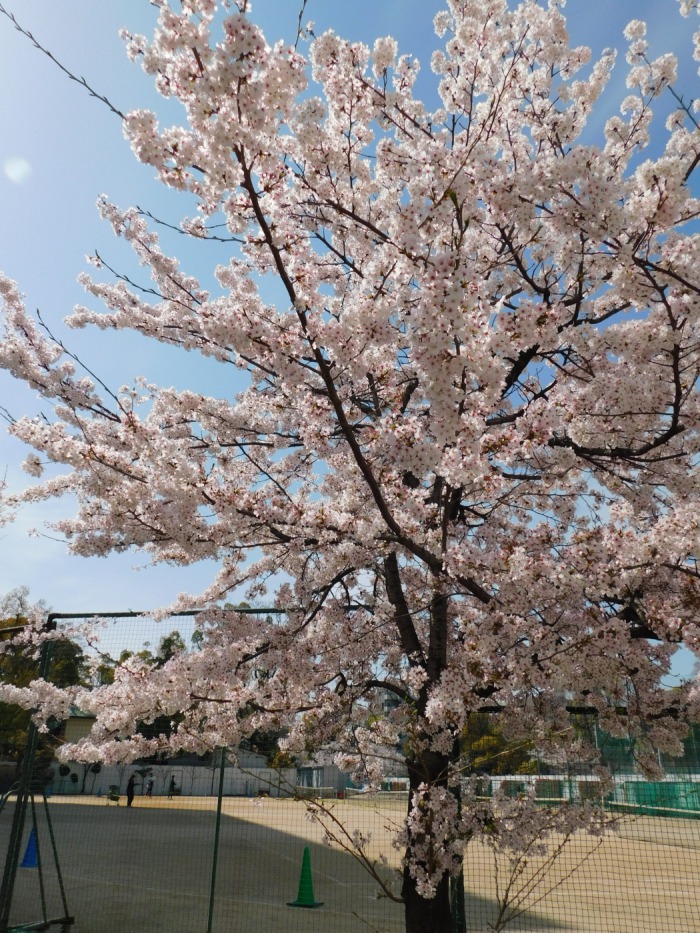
345,789,409,809
1,612,699,932
293,785,338,799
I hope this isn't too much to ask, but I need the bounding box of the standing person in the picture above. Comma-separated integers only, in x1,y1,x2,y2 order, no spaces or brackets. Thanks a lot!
168,775,176,799
145,776,154,797
126,774,136,808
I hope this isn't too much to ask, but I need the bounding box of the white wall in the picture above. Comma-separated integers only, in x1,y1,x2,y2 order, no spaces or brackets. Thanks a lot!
49,763,298,798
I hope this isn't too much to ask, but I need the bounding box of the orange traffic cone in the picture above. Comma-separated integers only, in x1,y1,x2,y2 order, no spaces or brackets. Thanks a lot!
287,846,323,908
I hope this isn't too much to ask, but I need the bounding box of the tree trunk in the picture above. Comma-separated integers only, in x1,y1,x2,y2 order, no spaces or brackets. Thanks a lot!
402,751,455,933
403,868,453,933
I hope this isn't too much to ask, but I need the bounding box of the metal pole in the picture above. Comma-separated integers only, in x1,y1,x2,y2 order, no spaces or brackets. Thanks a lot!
42,792,71,923
29,796,48,926
206,747,227,933
48,608,286,622
450,735,467,933
0,634,53,932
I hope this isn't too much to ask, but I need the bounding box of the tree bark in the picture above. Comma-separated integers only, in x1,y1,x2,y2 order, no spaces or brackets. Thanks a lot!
402,750,455,933
403,868,452,933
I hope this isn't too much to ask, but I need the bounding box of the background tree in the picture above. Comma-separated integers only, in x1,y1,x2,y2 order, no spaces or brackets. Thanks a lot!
0,588,41,764
1,2,700,931
56,762,71,794
461,713,535,777
76,760,103,794
88,631,189,742
154,630,186,666
0,587,88,778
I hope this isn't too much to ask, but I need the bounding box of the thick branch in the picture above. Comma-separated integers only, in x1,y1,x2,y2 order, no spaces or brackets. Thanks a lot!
383,553,426,665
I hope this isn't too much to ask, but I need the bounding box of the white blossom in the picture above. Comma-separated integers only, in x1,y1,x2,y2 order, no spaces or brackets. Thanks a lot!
1,0,699,924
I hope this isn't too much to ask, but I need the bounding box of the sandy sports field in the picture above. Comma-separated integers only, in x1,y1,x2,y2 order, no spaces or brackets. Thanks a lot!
2,794,699,932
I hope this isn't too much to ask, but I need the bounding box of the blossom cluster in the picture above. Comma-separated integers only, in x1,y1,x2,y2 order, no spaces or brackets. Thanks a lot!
1,0,700,915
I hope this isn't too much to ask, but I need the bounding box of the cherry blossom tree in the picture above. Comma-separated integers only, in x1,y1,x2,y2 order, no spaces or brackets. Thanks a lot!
2,1,700,930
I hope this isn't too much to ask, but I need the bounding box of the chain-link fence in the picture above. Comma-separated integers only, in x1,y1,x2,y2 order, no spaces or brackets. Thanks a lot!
1,613,698,932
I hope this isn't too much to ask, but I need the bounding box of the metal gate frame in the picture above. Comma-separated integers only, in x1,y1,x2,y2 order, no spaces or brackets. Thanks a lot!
0,607,283,933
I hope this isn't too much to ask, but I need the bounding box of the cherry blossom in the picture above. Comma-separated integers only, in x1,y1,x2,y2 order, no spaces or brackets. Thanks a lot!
1,1,700,930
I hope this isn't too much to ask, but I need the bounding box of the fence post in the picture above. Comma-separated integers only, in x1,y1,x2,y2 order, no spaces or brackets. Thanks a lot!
206,747,227,933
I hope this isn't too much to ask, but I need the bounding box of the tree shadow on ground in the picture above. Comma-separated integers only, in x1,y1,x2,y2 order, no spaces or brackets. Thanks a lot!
2,798,568,933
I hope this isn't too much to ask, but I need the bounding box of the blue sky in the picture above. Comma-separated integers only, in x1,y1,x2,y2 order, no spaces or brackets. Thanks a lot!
0,0,697,679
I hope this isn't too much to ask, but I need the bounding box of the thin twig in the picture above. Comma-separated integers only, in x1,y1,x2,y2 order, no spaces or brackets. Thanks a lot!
136,207,243,244
35,310,123,420
0,3,125,120
294,0,312,50
0,406,16,426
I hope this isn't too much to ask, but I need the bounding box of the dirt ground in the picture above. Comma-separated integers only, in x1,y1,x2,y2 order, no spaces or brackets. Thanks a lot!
2,794,699,933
